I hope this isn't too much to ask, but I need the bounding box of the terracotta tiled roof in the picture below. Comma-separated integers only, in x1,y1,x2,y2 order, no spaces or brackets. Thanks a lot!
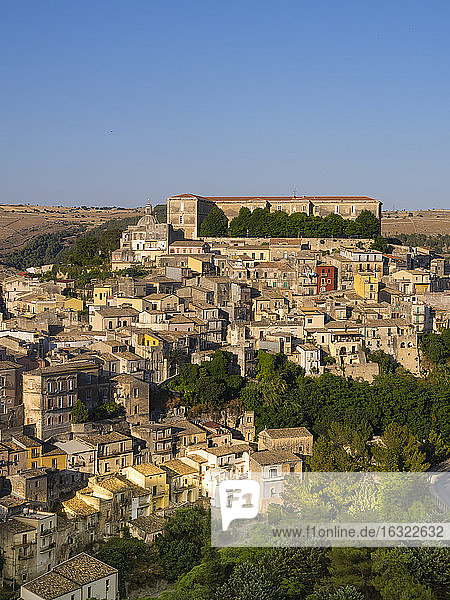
131,463,165,476
23,571,80,600
161,459,197,476
261,427,312,439
63,497,98,517
250,449,301,466
53,552,117,585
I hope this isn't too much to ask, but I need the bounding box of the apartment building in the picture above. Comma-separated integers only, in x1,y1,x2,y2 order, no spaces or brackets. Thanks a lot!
249,449,303,511
0,509,58,586
22,361,108,440
77,432,133,476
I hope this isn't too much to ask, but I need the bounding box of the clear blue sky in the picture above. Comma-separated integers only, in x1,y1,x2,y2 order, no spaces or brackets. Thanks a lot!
1,1,449,209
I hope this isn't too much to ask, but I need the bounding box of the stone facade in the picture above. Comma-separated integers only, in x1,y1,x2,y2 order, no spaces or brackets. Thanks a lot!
166,193,382,239
112,204,178,270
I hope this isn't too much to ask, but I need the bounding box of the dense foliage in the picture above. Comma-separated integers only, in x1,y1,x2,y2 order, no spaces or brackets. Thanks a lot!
227,207,380,239
167,350,245,412
170,350,450,443
150,544,450,600
71,398,125,423
0,216,139,274
199,206,229,236
95,532,162,595
60,216,139,267
152,204,167,223
0,228,83,269
420,328,450,364
397,232,450,254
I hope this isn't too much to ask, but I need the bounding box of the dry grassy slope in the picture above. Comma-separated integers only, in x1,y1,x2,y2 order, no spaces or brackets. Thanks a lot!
382,209,450,237
0,205,144,254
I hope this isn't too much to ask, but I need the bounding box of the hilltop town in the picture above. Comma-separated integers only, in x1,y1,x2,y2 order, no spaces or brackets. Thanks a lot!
0,194,449,597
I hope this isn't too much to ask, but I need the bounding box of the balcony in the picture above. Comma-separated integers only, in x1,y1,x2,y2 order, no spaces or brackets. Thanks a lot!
40,541,55,552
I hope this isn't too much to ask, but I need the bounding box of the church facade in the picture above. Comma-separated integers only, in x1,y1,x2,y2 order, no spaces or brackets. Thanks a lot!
111,205,179,270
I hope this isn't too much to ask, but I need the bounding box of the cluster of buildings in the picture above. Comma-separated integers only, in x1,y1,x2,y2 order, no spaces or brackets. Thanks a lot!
1,193,449,596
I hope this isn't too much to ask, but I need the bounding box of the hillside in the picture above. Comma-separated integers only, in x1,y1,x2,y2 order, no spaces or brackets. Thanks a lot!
382,209,450,237
0,204,143,255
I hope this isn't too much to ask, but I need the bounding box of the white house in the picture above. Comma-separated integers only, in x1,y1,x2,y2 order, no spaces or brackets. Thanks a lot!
21,553,118,600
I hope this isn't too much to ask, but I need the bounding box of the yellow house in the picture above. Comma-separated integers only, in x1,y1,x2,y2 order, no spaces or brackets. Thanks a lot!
93,285,114,305
41,447,67,470
12,434,42,469
12,434,68,470
137,332,160,347
123,463,169,512
354,272,380,301
64,297,84,311
390,269,431,294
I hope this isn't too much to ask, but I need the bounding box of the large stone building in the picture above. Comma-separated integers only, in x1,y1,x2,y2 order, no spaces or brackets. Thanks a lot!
167,193,382,239
22,360,109,440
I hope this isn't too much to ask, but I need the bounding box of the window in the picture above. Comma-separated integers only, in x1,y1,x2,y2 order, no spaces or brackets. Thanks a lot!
351,205,356,214
179,215,184,224
335,205,339,214
269,467,278,478
106,579,110,593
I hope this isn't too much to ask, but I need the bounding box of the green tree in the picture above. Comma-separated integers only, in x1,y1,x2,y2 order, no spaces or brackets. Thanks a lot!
199,207,228,236
96,536,161,595
367,349,398,374
229,207,252,237
371,548,438,600
353,210,381,238
307,587,366,600
93,399,126,421
309,436,356,472
152,204,167,223
155,506,209,582
71,400,89,423
371,423,429,471
326,549,377,599
370,235,392,253
214,561,282,600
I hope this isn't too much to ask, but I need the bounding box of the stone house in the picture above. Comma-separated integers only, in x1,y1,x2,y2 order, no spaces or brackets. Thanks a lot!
258,427,313,456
